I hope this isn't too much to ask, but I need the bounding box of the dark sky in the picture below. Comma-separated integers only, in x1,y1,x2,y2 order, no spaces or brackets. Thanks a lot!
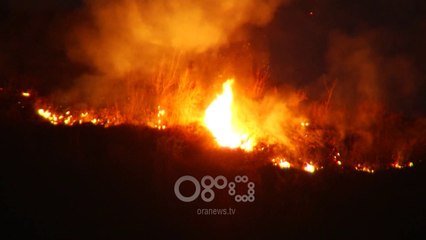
0,0,84,91
0,0,425,114
268,0,426,84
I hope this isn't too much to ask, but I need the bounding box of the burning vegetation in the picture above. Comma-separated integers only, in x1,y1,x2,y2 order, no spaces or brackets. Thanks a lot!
1,1,426,239
27,71,421,174
204,79,254,151
1,0,425,174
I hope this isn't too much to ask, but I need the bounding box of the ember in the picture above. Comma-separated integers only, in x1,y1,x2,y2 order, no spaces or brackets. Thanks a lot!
36,107,124,127
303,163,316,173
21,92,31,97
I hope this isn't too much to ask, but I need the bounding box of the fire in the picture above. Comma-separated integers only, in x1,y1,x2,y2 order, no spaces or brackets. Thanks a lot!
36,107,123,127
154,105,167,130
300,121,309,127
355,164,375,173
21,91,31,97
278,159,291,169
38,109,53,122
391,162,414,169
303,163,316,173
272,157,291,169
22,86,419,174
204,79,254,151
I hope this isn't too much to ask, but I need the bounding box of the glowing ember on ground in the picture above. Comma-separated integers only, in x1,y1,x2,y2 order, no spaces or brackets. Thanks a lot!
38,109,53,122
21,92,31,97
36,107,124,127
272,157,291,169
204,79,254,151
303,163,316,173
391,162,414,169
26,85,419,174
392,162,403,169
279,160,291,169
154,105,167,130
355,164,375,173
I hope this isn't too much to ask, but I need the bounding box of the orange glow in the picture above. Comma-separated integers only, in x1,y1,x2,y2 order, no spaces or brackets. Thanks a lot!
38,109,52,120
300,121,310,127
36,107,124,127
21,92,31,97
29,84,417,174
304,163,315,173
154,105,167,130
355,164,375,173
392,162,403,169
272,157,291,169
279,160,291,169
204,79,254,151
392,162,414,169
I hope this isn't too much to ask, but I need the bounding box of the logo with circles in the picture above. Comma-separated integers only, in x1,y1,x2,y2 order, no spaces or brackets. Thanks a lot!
174,175,255,203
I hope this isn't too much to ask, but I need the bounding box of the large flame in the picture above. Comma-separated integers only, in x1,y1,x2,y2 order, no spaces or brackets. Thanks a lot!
204,79,254,151
7,82,417,173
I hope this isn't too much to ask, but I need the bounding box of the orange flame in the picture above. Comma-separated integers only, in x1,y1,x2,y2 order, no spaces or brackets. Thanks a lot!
303,163,316,173
204,79,254,151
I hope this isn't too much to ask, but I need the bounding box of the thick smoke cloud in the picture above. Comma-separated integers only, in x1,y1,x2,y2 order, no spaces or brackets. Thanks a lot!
67,0,285,78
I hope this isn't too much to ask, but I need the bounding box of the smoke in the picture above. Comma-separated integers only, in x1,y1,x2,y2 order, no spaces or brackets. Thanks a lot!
324,32,387,136
66,0,285,78
49,0,289,124
304,30,425,166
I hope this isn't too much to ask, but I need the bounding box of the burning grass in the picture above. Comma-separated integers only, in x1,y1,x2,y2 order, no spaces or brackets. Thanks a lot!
25,78,423,174
2,65,423,175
